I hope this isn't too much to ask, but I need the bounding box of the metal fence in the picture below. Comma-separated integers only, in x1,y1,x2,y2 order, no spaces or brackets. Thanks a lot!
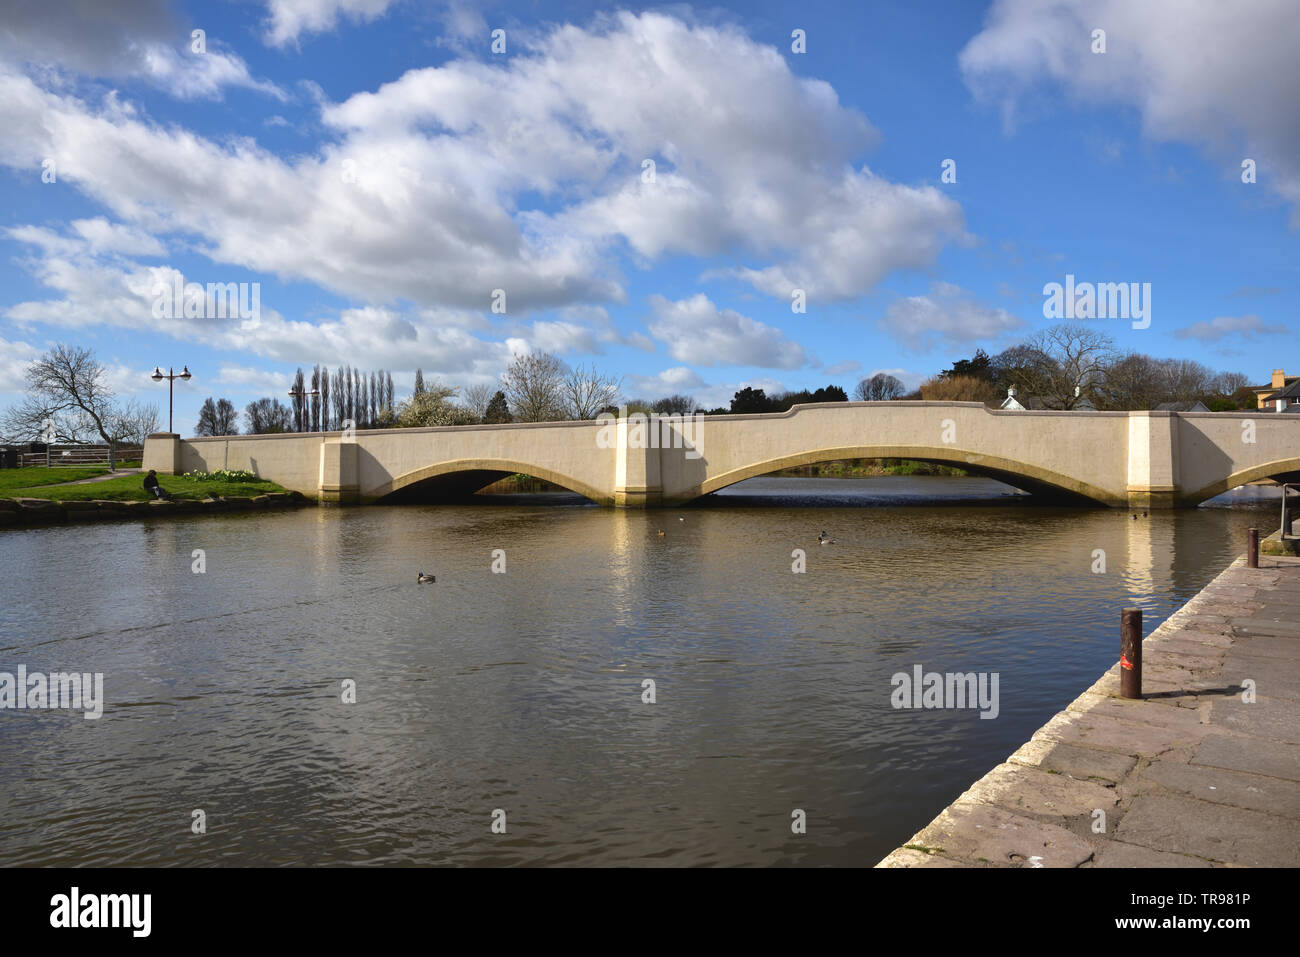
4,445,143,468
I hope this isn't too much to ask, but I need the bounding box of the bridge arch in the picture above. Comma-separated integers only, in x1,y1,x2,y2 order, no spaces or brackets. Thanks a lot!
370,457,610,504
1181,456,1300,507
686,445,1121,506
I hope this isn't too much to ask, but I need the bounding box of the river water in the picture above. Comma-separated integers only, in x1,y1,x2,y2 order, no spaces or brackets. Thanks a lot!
0,476,1280,866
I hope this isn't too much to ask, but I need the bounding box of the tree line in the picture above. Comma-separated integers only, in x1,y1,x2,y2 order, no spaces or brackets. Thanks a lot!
904,324,1256,411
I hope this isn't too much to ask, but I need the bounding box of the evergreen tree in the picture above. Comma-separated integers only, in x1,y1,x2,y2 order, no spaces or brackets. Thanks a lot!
484,390,511,424
414,368,425,397
291,368,305,432
320,366,331,431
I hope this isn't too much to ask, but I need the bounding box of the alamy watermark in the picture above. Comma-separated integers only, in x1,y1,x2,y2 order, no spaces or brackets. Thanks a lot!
151,275,261,320
595,406,704,459
1043,274,1150,329
891,664,999,719
1,666,103,719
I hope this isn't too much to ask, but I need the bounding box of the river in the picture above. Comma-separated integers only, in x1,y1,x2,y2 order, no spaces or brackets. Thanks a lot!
0,476,1280,866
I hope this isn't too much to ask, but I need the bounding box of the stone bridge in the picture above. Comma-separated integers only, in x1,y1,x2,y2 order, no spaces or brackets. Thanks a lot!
142,402,1300,508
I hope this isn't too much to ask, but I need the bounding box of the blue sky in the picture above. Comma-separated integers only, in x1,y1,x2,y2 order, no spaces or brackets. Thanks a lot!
0,0,1295,432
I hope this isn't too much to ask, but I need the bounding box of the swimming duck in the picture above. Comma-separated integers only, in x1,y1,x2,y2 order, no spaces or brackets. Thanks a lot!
817,530,835,545
417,572,436,583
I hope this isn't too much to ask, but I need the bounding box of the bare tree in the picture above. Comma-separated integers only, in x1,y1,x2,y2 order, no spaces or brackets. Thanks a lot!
1095,353,1162,410
502,351,567,422
245,397,293,434
462,383,495,421
855,373,905,401
1009,324,1117,410
562,362,622,420
652,394,695,415
1212,371,1250,397
115,400,161,447
1156,358,1215,404
0,344,154,468
196,397,240,436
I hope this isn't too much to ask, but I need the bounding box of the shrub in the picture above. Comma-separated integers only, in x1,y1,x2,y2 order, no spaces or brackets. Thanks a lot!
182,469,257,482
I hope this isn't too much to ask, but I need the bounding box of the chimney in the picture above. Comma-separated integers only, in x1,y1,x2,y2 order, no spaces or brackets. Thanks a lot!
1273,369,1286,388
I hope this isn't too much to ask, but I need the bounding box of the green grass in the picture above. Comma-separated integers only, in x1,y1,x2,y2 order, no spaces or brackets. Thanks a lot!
7,473,287,502
0,466,111,492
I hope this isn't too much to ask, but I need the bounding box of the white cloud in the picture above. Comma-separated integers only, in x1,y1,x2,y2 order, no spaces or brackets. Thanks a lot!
960,0,1300,220
1174,314,1287,342
70,218,166,257
1,10,965,319
1,227,512,380
0,0,284,101
878,281,1025,351
263,0,399,47
647,294,808,369
0,335,41,399
621,366,709,399
215,364,296,395
824,360,862,376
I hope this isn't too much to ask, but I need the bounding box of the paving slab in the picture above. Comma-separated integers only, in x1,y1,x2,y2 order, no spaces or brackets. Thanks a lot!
1093,841,1214,868
1192,733,1300,782
1113,793,1300,866
895,798,1096,868
877,556,1300,868
1007,739,1138,783
1137,759,1300,819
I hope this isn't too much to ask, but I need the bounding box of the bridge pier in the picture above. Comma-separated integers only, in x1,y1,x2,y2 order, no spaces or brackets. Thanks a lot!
612,416,662,507
319,439,359,505
1126,412,1179,509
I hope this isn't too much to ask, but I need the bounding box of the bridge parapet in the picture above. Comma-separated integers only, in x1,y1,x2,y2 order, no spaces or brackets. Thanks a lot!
139,404,1300,509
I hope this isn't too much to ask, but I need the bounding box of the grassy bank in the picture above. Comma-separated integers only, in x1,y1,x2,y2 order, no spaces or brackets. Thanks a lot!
7,473,286,502
0,466,114,492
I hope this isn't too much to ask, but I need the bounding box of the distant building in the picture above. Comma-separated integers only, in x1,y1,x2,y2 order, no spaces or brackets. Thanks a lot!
1252,369,1300,412
1267,378,1300,412
1154,400,1210,412
1000,386,1095,411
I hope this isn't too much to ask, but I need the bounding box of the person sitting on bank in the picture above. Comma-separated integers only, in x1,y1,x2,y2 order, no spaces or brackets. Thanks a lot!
143,469,170,500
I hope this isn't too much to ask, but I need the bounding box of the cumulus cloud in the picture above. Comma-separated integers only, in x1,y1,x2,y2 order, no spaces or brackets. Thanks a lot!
1,227,511,379
960,0,1300,220
647,294,809,369
621,366,709,398
1174,314,1287,342
0,0,284,100
0,11,965,322
0,335,41,399
70,218,166,257
878,281,1025,351
263,0,399,47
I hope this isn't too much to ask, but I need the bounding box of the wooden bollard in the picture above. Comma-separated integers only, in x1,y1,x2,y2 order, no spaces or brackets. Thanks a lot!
1248,527,1259,569
1120,608,1142,699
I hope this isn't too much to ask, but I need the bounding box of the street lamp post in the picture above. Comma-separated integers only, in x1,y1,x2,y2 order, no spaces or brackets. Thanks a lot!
151,365,192,433
288,385,320,433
